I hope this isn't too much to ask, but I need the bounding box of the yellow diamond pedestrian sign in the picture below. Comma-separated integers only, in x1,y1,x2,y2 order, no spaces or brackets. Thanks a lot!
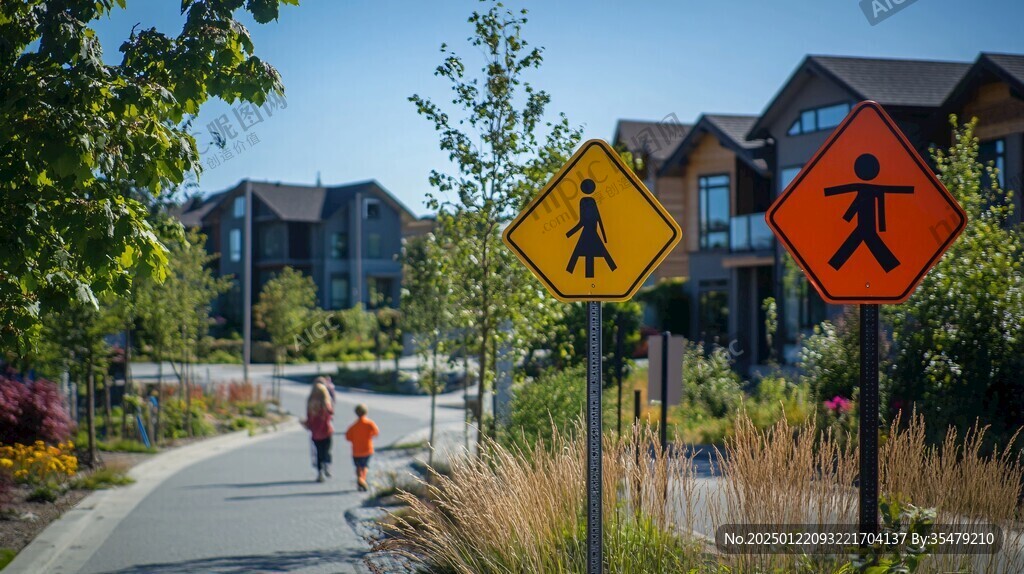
503,139,682,302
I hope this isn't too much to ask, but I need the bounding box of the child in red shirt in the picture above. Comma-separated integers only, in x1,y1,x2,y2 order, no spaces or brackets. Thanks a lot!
304,382,334,483
345,404,379,491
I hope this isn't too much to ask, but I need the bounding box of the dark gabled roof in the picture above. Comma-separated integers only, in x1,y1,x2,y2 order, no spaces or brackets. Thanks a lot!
748,55,971,140
941,52,1024,113
984,53,1024,93
659,114,768,177
613,118,691,164
251,182,327,222
177,191,227,228
179,179,417,225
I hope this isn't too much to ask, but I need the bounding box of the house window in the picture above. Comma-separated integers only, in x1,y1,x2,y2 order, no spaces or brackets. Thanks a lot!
699,174,730,250
367,277,394,309
229,228,241,262
364,198,382,220
330,276,350,309
698,280,729,344
366,233,382,258
233,196,245,218
780,165,804,191
787,102,850,136
979,139,1005,189
330,232,349,258
257,223,285,259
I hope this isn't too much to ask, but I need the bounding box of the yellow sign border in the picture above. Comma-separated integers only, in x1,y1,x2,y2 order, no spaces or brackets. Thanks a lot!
502,139,682,302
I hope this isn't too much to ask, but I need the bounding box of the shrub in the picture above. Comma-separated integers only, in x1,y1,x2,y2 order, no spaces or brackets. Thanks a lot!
71,464,134,490
0,376,73,445
0,441,77,487
799,307,889,404
375,424,704,572
888,118,1024,448
503,366,585,452
682,342,742,418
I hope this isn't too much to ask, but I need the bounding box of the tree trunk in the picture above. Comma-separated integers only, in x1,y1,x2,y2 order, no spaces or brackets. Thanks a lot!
86,362,98,468
123,326,131,439
428,347,439,468
155,347,163,445
104,375,112,440
184,329,192,438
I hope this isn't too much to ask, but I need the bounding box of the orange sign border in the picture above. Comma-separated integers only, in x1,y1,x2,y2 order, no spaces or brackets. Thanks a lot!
765,100,967,304
503,139,682,302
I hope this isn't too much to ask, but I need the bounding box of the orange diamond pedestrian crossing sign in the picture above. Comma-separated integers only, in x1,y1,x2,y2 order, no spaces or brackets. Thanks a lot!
503,139,682,302
766,101,967,304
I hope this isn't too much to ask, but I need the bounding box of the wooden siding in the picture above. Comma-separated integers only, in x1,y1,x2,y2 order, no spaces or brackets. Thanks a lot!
963,82,1024,140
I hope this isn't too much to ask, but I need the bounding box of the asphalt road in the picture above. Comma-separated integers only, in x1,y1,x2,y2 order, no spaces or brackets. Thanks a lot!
76,364,470,574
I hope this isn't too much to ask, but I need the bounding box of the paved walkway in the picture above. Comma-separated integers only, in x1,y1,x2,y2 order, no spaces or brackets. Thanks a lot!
14,364,470,574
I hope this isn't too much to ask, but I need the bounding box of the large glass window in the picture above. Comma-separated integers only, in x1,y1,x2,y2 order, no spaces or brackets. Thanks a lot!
257,223,285,259
330,232,349,259
366,233,382,258
229,228,241,262
787,102,850,136
364,198,381,220
979,139,1006,189
367,277,394,309
233,196,245,218
698,280,729,344
780,165,804,191
699,174,730,250
330,275,350,309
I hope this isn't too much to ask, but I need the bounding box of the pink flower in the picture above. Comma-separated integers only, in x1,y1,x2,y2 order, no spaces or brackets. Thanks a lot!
824,395,853,415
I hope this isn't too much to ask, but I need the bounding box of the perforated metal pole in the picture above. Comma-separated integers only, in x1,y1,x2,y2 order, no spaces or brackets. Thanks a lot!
659,331,670,453
859,304,880,542
586,302,603,574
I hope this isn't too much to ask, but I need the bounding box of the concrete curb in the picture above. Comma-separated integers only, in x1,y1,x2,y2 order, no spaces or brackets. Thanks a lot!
4,420,301,574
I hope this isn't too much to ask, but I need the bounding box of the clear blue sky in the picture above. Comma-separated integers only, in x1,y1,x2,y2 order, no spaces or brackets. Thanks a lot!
92,0,1024,216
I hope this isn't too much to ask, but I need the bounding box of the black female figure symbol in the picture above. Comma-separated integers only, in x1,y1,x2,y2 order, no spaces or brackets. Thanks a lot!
565,179,617,278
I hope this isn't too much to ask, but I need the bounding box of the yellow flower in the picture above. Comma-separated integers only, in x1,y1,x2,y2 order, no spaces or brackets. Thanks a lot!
0,458,12,468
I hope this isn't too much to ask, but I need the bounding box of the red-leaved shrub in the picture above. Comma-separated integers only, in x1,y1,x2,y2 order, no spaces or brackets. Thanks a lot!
0,376,73,445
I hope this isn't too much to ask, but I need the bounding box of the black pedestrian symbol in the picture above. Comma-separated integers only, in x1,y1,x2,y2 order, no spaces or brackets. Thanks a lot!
566,179,617,278
825,153,913,272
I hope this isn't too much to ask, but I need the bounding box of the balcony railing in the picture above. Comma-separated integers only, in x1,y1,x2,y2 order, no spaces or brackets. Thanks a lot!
730,213,774,252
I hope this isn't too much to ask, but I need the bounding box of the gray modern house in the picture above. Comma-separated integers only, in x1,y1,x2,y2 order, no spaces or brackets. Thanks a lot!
622,52,1024,374
178,179,422,329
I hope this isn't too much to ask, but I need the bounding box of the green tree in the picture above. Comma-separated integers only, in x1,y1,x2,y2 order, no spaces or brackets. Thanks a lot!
402,233,455,464
410,0,581,440
253,267,320,392
0,0,296,350
135,228,228,439
38,295,125,466
888,117,1024,447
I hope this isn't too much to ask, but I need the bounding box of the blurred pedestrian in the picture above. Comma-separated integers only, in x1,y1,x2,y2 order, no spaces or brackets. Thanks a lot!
313,376,336,415
345,404,379,491
303,381,334,482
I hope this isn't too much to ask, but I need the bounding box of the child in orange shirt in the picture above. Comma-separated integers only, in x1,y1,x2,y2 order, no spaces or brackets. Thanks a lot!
344,404,379,492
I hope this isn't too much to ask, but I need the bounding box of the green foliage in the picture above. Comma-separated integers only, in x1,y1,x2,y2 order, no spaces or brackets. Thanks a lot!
71,466,134,491
888,118,1024,446
544,301,642,380
0,548,15,570
851,496,937,574
402,233,454,369
159,398,214,440
503,366,585,452
683,342,743,418
253,267,322,362
637,278,691,337
410,0,582,416
27,485,60,503
800,307,889,404
0,0,294,350
135,229,231,366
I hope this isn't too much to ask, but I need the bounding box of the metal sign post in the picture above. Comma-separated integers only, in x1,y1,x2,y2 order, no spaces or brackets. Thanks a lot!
586,301,603,574
859,304,880,540
659,331,669,452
